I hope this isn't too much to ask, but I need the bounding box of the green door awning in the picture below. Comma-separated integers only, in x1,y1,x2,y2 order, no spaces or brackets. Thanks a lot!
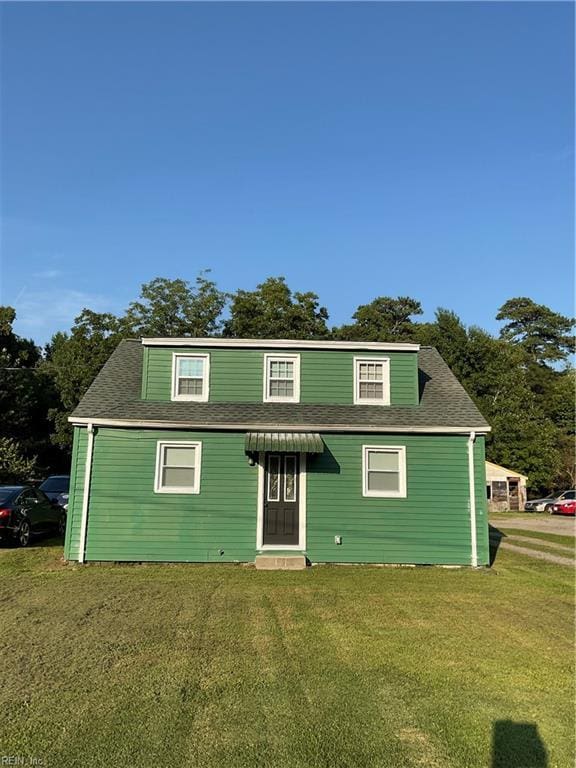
245,432,324,454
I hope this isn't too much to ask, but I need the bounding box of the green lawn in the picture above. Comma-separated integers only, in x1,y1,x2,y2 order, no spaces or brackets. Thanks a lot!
0,540,573,768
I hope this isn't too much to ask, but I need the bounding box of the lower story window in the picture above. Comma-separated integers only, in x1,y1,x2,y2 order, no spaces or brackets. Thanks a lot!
362,445,407,498
154,441,201,494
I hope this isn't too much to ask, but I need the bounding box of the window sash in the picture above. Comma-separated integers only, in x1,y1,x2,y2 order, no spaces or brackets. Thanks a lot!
264,355,299,402
155,442,201,493
362,446,406,498
172,355,209,401
354,358,390,404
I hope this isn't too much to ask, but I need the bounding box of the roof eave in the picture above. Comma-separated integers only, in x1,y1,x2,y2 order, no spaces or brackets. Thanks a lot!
68,415,490,434
140,337,420,352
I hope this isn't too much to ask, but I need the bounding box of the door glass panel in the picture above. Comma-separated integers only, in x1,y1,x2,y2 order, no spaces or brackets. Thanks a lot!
267,455,280,501
284,456,297,502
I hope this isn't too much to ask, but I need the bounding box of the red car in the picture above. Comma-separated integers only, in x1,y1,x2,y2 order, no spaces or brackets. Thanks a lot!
550,500,576,516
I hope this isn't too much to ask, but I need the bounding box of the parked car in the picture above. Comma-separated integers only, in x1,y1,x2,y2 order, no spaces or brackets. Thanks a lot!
525,490,576,513
550,499,576,516
0,485,66,547
38,474,70,509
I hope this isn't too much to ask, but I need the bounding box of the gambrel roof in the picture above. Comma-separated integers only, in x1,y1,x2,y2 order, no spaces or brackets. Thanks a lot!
69,340,490,434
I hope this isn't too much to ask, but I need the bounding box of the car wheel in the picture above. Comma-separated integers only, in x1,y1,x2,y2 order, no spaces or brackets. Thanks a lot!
58,513,67,538
18,519,31,547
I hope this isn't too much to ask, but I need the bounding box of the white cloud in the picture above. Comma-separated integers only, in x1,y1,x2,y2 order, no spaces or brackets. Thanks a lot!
13,288,114,343
32,269,63,279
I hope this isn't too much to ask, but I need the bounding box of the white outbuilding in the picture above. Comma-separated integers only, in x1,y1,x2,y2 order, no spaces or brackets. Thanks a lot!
485,461,528,512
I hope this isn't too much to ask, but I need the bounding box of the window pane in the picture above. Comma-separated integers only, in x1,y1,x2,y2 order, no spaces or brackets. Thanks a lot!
178,358,204,377
359,381,383,400
368,451,398,471
178,378,203,396
270,380,294,397
164,446,196,467
267,456,280,501
162,467,195,487
359,362,383,381
269,360,293,379
367,471,399,493
284,456,296,501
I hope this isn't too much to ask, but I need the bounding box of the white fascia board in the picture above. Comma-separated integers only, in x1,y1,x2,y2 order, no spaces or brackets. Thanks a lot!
141,337,420,352
68,416,490,434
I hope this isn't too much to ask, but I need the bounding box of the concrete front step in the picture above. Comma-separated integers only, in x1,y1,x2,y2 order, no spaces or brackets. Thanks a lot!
255,555,307,571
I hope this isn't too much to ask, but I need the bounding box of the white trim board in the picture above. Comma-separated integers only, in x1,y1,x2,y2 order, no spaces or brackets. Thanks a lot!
69,416,491,434
142,337,420,352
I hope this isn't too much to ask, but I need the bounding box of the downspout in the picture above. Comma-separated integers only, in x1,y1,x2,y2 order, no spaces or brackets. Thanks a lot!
78,423,95,564
467,431,478,567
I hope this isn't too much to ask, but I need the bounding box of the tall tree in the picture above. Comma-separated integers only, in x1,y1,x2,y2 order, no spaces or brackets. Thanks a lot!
224,277,329,339
496,297,575,365
0,307,60,470
124,274,226,337
335,297,423,342
44,310,127,450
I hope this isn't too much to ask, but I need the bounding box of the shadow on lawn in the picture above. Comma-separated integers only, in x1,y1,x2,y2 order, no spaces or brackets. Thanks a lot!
488,525,507,566
492,720,548,767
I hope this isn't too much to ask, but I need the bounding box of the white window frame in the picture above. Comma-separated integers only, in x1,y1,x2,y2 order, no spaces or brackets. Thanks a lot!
154,440,202,494
171,353,210,402
263,354,300,403
354,357,390,405
362,445,407,498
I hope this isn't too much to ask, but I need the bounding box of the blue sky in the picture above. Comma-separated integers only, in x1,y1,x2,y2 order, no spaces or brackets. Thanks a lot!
1,2,573,345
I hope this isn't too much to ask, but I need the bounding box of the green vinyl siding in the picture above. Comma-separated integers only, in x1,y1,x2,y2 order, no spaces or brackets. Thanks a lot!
64,426,88,561
65,427,489,566
67,428,258,563
306,433,489,566
143,347,419,405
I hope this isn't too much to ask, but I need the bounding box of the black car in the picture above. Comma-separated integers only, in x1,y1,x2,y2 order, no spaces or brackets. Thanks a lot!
38,475,70,507
0,485,66,547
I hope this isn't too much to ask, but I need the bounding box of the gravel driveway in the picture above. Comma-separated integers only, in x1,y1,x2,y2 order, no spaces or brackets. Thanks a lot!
493,516,575,536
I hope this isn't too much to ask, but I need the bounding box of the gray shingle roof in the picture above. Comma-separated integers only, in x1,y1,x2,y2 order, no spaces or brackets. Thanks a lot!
70,340,490,432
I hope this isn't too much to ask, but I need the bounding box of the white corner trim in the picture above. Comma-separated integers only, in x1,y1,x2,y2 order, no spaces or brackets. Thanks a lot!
353,357,391,406
171,353,210,402
142,337,420,352
468,431,478,567
78,423,95,564
263,353,301,403
68,416,491,434
154,440,202,494
362,445,407,499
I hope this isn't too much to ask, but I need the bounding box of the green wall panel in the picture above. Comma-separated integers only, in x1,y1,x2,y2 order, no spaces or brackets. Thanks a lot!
143,347,419,406
66,427,489,566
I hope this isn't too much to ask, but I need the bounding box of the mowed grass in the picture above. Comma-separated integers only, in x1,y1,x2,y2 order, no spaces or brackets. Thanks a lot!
0,540,573,768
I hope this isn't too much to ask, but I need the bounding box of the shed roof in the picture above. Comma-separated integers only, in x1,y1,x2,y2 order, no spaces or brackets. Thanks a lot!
69,340,490,433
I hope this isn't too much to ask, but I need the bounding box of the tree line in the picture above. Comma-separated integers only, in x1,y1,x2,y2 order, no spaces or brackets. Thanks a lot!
1,274,574,495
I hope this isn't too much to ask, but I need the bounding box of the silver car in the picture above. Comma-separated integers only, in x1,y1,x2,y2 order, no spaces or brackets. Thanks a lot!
525,490,575,513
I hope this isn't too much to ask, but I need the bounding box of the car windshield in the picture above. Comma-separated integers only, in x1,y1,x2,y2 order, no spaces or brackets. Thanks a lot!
39,477,70,493
0,488,18,504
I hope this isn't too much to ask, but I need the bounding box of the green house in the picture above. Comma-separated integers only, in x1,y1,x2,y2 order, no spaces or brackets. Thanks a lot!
64,338,490,566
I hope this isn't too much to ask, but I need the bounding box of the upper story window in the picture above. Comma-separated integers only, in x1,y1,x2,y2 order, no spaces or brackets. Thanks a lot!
263,354,300,403
354,357,390,405
171,354,210,402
